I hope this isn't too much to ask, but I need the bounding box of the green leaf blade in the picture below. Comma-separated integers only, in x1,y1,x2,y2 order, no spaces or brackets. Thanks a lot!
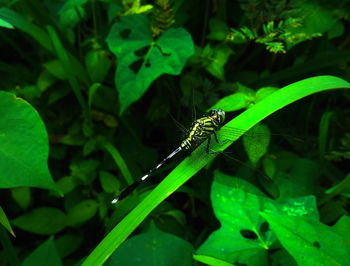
196,172,271,265
110,223,194,266
12,207,66,235
22,238,62,266
0,91,56,190
261,212,350,266
106,14,194,113
0,206,15,236
66,200,99,227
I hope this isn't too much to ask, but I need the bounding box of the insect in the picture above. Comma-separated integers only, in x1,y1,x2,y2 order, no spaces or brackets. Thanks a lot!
111,107,302,204
111,109,226,204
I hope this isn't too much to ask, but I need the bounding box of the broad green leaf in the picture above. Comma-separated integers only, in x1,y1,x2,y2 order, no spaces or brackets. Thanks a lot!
331,216,350,250
83,76,350,265
198,173,318,266
286,1,337,48
70,159,100,184
207,18,229,41
0,91,56,190
66,200,99,227
103,114,118,128
299,1,337,34
60,0,88,12
106,14,194,114
82,118,93,137
83,139,97,156
319,200,344,224
56,176,77,195
12,207,66,235
261,212,350,266
255,87,278,102
107,3,123,23
44,60,68,80
193,255,234,266
37,70,57,92
210,83,255,111
198,182,317,264
243,123,270,166
48,86,71,104
0,17,13,28
59,5,85,28
273,196,319,220
14,85,42,100
211,92,250,111
11,187,31,210
99,171,120,194
327,21,344,39
109,223,193,266
196,172,273,265
55,234,83,258
85,50,111,83
57,0,87,28
203,44,233,80
22,238,62,266
262,157,276,179
0,206,14,236
275,158,319,201
270,249,297,266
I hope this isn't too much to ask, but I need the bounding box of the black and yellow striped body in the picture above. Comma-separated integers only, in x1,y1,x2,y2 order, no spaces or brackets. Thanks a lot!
181,109,225,151
112,109,225,204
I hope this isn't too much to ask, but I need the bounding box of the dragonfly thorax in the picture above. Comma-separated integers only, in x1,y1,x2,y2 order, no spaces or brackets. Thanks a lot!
180,109,225,151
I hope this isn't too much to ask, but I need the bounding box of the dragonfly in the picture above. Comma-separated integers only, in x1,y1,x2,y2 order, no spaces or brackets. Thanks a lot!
111,108,227,204
111,108,299,204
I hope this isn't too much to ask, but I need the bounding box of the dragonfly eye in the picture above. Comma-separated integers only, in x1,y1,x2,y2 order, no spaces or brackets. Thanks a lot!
217,109,225,124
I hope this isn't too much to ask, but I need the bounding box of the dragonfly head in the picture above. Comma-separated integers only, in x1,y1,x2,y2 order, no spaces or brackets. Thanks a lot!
209,109,225,124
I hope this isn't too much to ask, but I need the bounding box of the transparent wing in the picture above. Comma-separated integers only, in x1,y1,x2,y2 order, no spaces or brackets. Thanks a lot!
218,125,303,143
197,135,281,199
217,126,268,142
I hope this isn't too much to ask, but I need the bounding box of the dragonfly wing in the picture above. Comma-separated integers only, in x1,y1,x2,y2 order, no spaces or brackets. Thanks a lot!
217,124,271,166
218,125,271,141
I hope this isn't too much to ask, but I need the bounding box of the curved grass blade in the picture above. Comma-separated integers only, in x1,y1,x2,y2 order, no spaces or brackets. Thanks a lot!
82,76,350,266
101,141,134,186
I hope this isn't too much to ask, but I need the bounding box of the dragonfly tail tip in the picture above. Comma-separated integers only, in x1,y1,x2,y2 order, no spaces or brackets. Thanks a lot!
111,197,120,204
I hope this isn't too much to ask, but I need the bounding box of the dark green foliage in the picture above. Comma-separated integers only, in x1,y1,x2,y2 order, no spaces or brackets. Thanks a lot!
109,222,194,266
0,0,349,265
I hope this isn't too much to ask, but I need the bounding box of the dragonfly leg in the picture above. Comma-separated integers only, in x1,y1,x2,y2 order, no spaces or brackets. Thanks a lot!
213,130,219,143
206,135,211,153
214,130,231,148
214,130,231,145
206,135,232,154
